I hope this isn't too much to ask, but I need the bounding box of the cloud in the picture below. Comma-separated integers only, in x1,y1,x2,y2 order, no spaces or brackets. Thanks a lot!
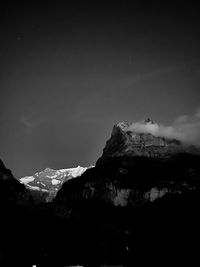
127,121,185,141
20,113,46,133
126,109,200,146
195,109,200,119
172,111,200,145
129,65,182,82
108,63,189,90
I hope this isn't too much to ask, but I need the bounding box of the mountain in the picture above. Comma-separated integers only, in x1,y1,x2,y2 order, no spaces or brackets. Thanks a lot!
52,119,200,265
19,165,93,202
54,119,200,212
97,119,199,164
0,159,37,266
1,119,200,265
0,159,32,208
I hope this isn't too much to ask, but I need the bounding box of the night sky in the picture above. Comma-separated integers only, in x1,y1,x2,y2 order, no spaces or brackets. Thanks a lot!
1,2,200,177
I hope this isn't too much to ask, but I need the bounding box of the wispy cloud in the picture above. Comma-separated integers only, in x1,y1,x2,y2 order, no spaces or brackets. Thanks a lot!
130,66,181,82
102,60,200,93
113,63,190,90
20,112,46,133
126,107,200,146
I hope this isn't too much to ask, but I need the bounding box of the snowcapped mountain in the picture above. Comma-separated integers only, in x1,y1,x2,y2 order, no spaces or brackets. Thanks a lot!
19,166,93,202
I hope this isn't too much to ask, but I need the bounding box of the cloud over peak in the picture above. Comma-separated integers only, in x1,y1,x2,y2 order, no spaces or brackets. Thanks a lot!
126,109,200,146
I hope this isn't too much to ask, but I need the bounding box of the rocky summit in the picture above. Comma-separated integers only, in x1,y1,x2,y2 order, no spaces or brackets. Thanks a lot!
97,119,198,164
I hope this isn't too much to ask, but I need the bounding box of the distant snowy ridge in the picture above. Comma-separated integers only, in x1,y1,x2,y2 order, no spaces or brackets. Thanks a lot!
19,165,94,202
20,176,35,184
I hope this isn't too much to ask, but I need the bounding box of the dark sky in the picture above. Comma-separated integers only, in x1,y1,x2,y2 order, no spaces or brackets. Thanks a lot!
1,2,200,177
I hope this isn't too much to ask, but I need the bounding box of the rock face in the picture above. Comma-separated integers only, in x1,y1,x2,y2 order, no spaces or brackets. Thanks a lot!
54,120,200,214
19,166,93,202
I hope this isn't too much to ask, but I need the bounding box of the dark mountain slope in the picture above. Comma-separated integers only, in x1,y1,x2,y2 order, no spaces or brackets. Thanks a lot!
0,159,32,208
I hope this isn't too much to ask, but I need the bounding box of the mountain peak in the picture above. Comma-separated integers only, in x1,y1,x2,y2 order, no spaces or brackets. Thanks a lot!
115,118,157,132
116,122,130,130
97,119,188,164
144,118,155,124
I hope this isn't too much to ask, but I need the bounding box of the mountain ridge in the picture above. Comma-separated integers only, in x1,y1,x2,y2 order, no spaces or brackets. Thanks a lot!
19,165,94,202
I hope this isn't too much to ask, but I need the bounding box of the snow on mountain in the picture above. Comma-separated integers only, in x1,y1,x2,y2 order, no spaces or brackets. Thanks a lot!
52,179,61,185
19,165,94,202
62,166,89,177
20,176,35,184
